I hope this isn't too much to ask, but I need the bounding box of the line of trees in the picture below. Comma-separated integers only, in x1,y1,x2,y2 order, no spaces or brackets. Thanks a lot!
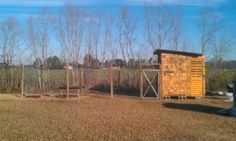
0,3,233,66
0,1,234,92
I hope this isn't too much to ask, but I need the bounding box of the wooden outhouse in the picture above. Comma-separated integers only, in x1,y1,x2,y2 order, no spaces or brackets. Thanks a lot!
154,49,205,98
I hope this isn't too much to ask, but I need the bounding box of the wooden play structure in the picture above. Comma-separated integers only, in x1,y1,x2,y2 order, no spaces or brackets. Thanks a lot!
140,49,205,99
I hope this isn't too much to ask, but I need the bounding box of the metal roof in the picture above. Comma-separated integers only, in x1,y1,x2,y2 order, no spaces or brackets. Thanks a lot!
153,49,203,57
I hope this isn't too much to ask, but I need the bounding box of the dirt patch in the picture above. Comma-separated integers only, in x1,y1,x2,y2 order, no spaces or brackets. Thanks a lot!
0,94,235,141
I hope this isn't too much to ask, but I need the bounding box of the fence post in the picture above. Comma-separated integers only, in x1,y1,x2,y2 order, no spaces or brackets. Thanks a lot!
117,67,121,94
140,64,143,99
21,64,24,99
81,67,84,95
66,63,69,99
10,68,13,91
110,63,113,99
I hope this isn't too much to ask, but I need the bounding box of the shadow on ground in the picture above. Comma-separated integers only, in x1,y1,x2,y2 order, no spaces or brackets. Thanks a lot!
163,103,224,115
90,84,159,98
90,84,140,97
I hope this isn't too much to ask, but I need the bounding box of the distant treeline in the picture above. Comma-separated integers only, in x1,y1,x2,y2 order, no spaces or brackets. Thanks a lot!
206,60,236,69
2,56,236,70
1,55,153,70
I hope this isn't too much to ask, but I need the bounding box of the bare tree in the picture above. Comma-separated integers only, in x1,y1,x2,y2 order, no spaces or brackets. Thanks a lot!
169,7,182,51
199,7,232,92
0,17,22,92
0,17,21,67
37,8,52,93
102,13,114,65
58,4,84,63
145,0,171,51
27,8,52,91
118,6,137,65
212,33,233,70
58,4,85,86
182,38,195,52
27,16,42,89
85,11,102,67
199,8,220,55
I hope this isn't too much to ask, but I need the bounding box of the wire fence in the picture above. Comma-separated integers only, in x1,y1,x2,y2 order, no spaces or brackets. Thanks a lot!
0,66,143,96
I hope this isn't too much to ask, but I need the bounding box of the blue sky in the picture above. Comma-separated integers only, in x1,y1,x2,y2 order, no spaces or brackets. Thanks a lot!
0,0,235,61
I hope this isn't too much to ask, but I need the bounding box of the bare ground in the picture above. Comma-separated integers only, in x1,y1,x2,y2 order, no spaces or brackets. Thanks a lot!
0,94,235,141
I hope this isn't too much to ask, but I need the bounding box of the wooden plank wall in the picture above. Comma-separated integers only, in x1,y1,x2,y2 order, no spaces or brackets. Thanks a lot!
160,53,205,97
161,53,191,96
190,56,205,97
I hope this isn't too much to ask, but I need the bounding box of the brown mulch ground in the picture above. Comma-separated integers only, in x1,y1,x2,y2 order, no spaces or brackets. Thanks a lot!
0,94,235,141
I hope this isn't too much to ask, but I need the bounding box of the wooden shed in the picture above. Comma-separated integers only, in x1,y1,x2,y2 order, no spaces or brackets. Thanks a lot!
154,49,205,98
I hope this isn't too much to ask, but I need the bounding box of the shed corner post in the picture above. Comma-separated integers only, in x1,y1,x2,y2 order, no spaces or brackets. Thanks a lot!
159,55,162,100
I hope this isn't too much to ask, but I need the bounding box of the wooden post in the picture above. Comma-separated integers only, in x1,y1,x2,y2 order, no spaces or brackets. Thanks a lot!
140,64,143,99
155,65,158,96
66,63,69,99
21,64,24,99
157,71,161,99
202,56,206,96
110,63,113,99
10,68,13,91
159,62,162,99
81,67,84,95
117,67,121,94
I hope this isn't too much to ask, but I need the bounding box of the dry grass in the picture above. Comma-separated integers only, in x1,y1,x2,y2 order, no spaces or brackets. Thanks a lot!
0,94,235,141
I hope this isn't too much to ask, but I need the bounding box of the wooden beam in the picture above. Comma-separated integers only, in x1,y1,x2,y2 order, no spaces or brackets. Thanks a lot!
110,63,113,99
118,67,121,94
158,71,160,96
66,63,69,99
142,69,160,72
160,60,163,98
21,64,24,99
81,67,84,95
140,63,160,66
140,64,143,99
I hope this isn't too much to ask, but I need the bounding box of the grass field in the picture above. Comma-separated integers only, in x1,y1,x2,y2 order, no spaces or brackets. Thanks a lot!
0,94,235,141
